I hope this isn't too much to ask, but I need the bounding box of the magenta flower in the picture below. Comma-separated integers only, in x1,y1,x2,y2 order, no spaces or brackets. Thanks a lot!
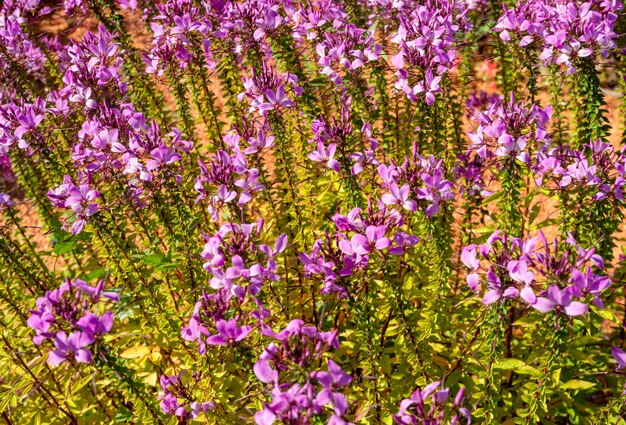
482,269,520,305
206,319,253,346
545,285,588,316
460,246,480,290
254,359,278,384
381,183,417,211
27,310,55,345
394,382,470,425
263,86,294,110
308,142,341,172
414,69,441,106
611,347,626,370
311,360,352,389
76,312,114,337
519,285,553,313
507,260,535,285
14,108,44,139
353,225,391,254
48,331,94,366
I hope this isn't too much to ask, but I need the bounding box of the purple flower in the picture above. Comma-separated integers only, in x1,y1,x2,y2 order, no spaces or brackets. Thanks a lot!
158,372,215,419
507,260,535,285
14,108,44,139
482,269,520,304
206,319,253,346
612,347,626,370
570,267,611,307
254,359,278,384
309,142,341,172
311,360,352,389
27,311,55,345
27,278,117,362
48,176,101,235
76,312,114,337
545,284,588,316
262,86,294,110
461,246,480,290
414,69,441,106
394,382,470,425
48,331,94,366
381,183,417,211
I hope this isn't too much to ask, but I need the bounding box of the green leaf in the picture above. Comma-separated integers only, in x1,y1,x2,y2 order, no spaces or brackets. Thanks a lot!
530,217,559,230
493,359,527,370
494,359,539,375
561,379,595,390
593,307,618,323
53,239,77,255
133,253,177,271
82,267,107,281
115,405,134,423
513,314,542,326
483,191,504,205
119,345,150,359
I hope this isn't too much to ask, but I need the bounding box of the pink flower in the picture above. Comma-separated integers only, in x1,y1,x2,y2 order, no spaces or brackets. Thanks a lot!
381,183,417,211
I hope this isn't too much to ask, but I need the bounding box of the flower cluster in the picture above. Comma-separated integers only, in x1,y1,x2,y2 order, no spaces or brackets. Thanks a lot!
307,108,378,175
182,222,286,353
0,0,47,88
146,0,215,76
253,320,352,425
194,146,264,221
181,290,256,353
379,148,455,217
465,91,503,118
534,140,626,202
200,221,287,298
31,25,193,231
289,0,348,41
315,23,381,85
239,61,303,115
47,175,101,234
301,202,418,297
461,231,611,314
495,0,624,73
0,98,47,156
468,93,552,163
390,0,470,105
63,25,127,106
453,152,492,200
393,382,470,425
214,1,287,52
158,372,216,420
27,279,118,365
